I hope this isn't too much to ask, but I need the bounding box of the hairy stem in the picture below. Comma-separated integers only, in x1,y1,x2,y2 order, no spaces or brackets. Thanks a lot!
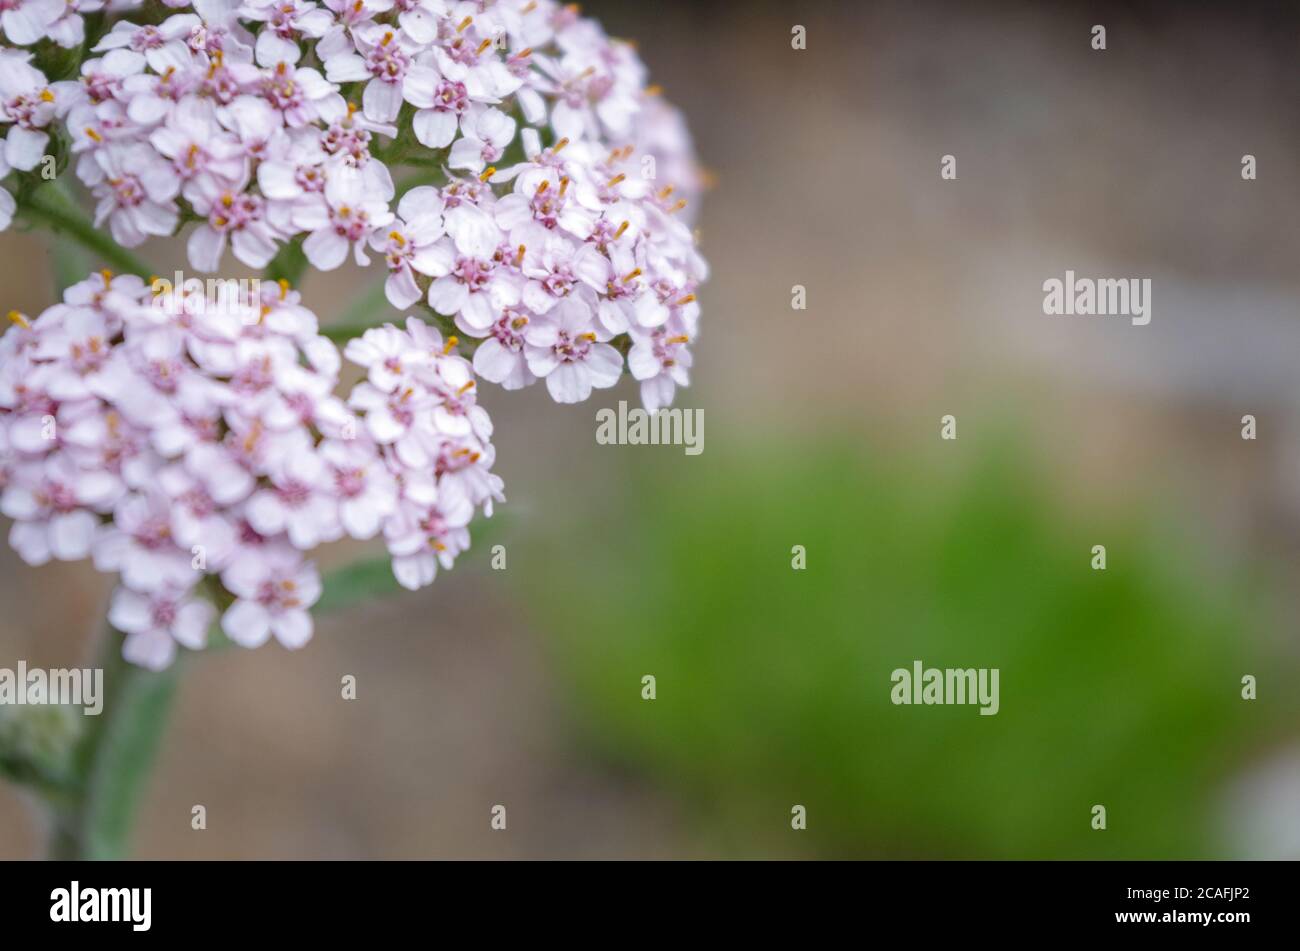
46,625,181,860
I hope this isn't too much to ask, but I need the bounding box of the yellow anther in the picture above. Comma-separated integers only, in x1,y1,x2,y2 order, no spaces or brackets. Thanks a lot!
456,15,473,31
479,165,496,182
7,310,30,329
443,336,458,354
675,293,696,306
614,220,630,239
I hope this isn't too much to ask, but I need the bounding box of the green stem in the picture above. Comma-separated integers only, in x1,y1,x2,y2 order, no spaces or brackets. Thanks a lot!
47,626,181,860
19,182,154,279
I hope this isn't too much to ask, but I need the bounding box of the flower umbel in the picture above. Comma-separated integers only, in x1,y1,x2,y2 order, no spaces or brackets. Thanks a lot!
0,0,708,666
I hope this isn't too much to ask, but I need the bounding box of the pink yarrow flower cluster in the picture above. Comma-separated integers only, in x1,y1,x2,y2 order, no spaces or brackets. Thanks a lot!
2,0,707,411
0,0,707,667
0,273,500,668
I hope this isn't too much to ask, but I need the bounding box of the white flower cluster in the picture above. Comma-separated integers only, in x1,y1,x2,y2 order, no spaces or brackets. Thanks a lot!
0,273,500,667
0,0,707,666
1,0,707,410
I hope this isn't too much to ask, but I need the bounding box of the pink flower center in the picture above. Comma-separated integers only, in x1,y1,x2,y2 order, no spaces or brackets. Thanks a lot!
334,467,365,498
553,330,593,363
433,79,468,114
108,176,145,208
452,257,493,292
256,577,301,611
151,598,178,628
277,479,312,508
36,480,79,514
209,192,265,234
366,36,410,83
541,266,575,298
133,515,172,550
129,26,165,51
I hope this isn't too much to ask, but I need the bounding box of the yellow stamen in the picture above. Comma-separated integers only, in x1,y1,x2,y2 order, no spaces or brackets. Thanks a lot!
7,310,30,329
85,127,102,142
621,268,641,283
614,220,630,239
458,380,475,394
606,173,625,188
476,38,493,55
39,88,54,103
456,15,473,32
578,332,596,342
667,334,690,344
389,230,406,247
553,137,569,152
443,336,458,354
479,165,496,182
645,84,663,97
278,279,290,299
675,293,696,306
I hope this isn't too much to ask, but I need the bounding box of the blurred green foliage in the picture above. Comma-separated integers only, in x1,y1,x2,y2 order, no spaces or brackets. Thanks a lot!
518,434,1291,858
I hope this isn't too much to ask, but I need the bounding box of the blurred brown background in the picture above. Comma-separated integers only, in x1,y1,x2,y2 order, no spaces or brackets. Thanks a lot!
2,0,1299,858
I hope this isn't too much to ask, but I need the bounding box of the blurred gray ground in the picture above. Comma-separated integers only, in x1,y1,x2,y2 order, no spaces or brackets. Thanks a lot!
2,0,1298,857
